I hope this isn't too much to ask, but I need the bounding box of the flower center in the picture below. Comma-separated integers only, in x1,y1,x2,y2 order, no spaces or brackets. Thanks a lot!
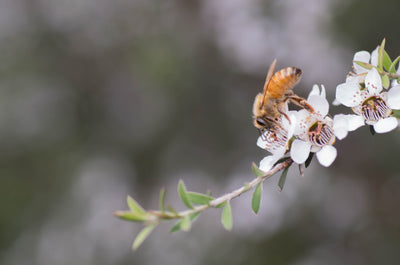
262,129,288,153
308,121,335,147
361,96,392,123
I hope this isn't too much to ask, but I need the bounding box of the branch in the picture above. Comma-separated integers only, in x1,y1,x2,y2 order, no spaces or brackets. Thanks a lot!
114,158,293,249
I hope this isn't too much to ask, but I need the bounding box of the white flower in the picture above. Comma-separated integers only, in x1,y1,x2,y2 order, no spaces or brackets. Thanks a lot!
336,68,400,133
257,113,296,172
346,47,379,84
352,47,378,74
290,85,339,167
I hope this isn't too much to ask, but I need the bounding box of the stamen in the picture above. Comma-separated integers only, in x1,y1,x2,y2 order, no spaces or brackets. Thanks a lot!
361,96,392,123
261,128,288,153
308,122,335,147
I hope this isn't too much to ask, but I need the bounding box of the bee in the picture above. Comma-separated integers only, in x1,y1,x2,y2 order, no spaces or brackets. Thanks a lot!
253,59,313,133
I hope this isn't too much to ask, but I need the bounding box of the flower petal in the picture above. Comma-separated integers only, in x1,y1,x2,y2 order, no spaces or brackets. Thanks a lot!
332,99,341,106
293,109,312,137
308,95,329,117
365,68,382,94
353,51,370,74
320,84,326,99
335,82,362,107
257,135,268,149
373,117,398,133
316,145,337,167
290,139,311,164
345,114,365,131
259,155,281,172
387,85,400,109
286,112,297,139
308,84,320,98
370,47,379,66
332,114,349,140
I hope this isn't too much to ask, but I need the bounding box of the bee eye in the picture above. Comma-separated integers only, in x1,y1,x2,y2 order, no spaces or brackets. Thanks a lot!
256,118,267,126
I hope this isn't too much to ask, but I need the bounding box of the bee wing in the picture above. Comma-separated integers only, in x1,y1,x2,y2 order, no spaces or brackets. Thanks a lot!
260,59,277,107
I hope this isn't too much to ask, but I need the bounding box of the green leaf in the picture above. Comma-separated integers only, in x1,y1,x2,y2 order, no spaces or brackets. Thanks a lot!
215,201,226,208
170,212,200,233
244,182,250,191
354,61,374,70
369,125,376,136
180,215,191,231
159,188,166,214
383,50,392,71
389,56,400,74
392,109,400,119
132,224,157,250
382,74,390,89
127,196,146,215
252,162,266,177
378,38,386,71
178,180,194,209
278,167,289,191
167,206,178,215
252,182,263,214
114,211,148,222
221,201,233,230
186,192,214,205
305,152,314,168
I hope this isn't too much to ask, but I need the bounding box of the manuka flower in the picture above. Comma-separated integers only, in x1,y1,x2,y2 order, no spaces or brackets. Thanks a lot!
257,113,296,172
290,85,339,167
336,68,400,133
352,48,378,75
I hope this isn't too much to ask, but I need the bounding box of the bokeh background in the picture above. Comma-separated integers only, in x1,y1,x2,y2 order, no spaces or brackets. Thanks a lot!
1,0,400,264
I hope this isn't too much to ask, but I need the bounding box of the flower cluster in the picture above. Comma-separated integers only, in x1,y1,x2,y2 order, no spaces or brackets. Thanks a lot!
257,85,342,171
335,43,400,134
257,39,400,173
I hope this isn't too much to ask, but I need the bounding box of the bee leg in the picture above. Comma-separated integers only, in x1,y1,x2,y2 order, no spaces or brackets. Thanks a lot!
288,95,314,112
278,109,291,124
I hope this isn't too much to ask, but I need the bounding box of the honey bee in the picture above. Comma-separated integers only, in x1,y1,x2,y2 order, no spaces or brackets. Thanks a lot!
253,59,313,133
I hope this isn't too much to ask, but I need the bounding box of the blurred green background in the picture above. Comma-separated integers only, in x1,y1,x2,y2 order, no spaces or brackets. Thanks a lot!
1,0,400,264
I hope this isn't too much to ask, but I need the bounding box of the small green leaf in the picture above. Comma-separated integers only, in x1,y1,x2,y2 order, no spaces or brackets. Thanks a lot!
278,167,289,191
170,212,200,233
186,192,214,205
159,188,166,214
369,125,376,136
252,162,266,177
383,50,392,71
378,39,386,71
252,182,263,214
382,75,390,89
178,180,194,209
392,109,400,119
132,224,157,250
167,206,178,215
215,201,226,208
127,196,146,215
305,152,314,168
354,61,374,70
180,215,191,231
114,211,148,222
221,201,233,230
389,56,400,74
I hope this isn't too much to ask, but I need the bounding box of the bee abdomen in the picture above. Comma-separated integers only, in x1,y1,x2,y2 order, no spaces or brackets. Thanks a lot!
267,67,302,99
